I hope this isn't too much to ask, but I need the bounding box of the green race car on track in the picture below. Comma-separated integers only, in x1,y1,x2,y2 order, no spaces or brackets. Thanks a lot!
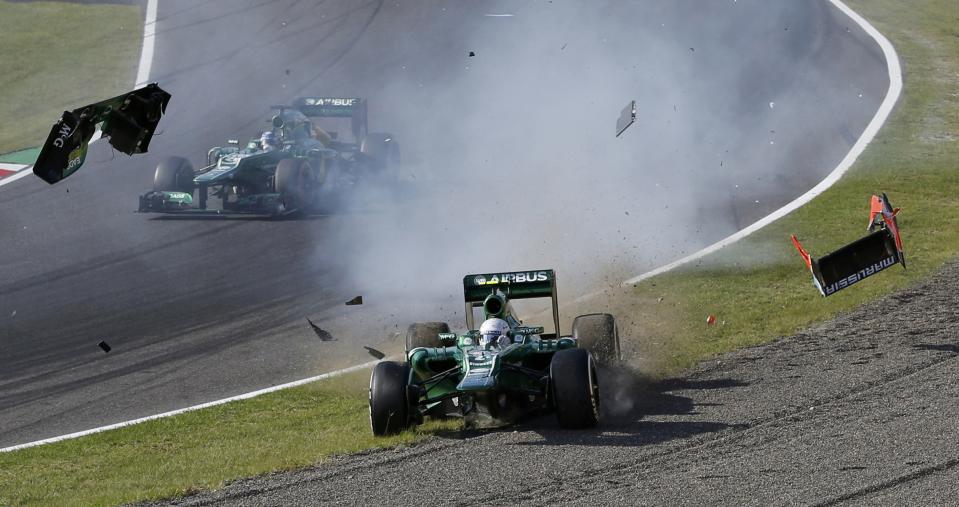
369,269,622,435
138,97,399,216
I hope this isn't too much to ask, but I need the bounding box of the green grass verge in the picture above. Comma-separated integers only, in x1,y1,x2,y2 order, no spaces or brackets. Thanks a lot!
0,369,458,505
2,2,956,505
610,0,959,375
0,1,142,155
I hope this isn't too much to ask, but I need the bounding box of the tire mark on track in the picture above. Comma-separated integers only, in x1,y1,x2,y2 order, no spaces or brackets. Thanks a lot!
814,457,959,506
0,221,247,297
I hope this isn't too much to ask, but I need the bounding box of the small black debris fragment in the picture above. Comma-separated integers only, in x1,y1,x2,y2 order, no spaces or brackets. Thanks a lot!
345,296,363,306
98,341,111,353
560,43,567,50
468,51,475,57
364,346,386,360
307,318,336,341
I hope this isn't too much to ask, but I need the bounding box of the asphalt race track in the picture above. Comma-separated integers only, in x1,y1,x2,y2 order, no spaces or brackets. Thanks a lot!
0,0,886,449
167,260,959,506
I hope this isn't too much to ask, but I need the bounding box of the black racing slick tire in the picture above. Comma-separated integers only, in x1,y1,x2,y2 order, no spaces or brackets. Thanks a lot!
153,156,194,193
550,348,600,429
369,361,412,436
405,322,450,353
360,132,400,172
275,158,315,214
572,313,622,366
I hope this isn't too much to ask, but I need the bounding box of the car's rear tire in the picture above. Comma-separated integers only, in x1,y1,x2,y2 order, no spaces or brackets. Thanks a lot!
360,132,400,172
153,156,194,193
369,361,411,436
406,322,450,353
572,313,621,366
551,348,600,429
275,158,315,214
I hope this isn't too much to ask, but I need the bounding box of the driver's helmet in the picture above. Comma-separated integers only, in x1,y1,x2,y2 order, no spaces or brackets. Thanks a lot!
260,130,278,151
479,318,511,350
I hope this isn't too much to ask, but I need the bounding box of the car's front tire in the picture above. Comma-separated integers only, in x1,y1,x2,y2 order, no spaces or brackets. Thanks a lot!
551,348,600,429
153,156,194,193
405,322,451,353
369,361,412,436
572,313,622,366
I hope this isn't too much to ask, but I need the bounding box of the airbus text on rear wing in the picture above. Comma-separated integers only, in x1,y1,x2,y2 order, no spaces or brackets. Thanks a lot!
463,270,559,334
292,97,367,139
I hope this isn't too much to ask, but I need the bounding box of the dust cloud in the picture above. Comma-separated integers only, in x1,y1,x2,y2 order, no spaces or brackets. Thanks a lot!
325,0,867,326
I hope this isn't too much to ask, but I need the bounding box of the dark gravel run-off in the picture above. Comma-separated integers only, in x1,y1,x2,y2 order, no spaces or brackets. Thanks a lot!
162,260,959,506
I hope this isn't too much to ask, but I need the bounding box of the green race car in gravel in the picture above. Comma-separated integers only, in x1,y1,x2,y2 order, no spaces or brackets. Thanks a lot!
138,97,399,216
369,269,622,435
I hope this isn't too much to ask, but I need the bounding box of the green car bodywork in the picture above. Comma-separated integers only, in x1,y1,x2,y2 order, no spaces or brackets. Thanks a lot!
370,270,620,434
408,325,578,422
138,97,398,215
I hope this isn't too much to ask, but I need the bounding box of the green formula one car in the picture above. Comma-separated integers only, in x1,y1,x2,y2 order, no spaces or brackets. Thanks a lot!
138,97,399,216
369,269,622,435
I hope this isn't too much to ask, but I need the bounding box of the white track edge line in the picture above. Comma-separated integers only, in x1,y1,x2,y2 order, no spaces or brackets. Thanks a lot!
613,0,902,289
1,0,902,453
0,167,35,188
0,360,381,453
135,0,158,88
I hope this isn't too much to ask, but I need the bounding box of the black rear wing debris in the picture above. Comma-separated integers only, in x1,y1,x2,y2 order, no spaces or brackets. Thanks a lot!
791,193,905,297
34,83,171,184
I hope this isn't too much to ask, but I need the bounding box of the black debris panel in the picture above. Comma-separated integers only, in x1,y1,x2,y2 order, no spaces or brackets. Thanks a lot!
364,346,386,360
307,318,336,341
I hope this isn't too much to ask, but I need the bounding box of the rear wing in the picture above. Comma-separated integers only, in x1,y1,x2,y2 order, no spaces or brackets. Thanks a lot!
463,270,560,334
291,97,367,140
791,193,904,297
34,83,171,184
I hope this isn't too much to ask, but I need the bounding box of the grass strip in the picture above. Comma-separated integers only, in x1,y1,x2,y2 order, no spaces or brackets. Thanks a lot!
609,0,959,375
0,369,457,506
0,1,142,155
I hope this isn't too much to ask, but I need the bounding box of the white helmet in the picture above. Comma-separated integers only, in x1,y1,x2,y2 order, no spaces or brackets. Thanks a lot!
479,318,511,350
